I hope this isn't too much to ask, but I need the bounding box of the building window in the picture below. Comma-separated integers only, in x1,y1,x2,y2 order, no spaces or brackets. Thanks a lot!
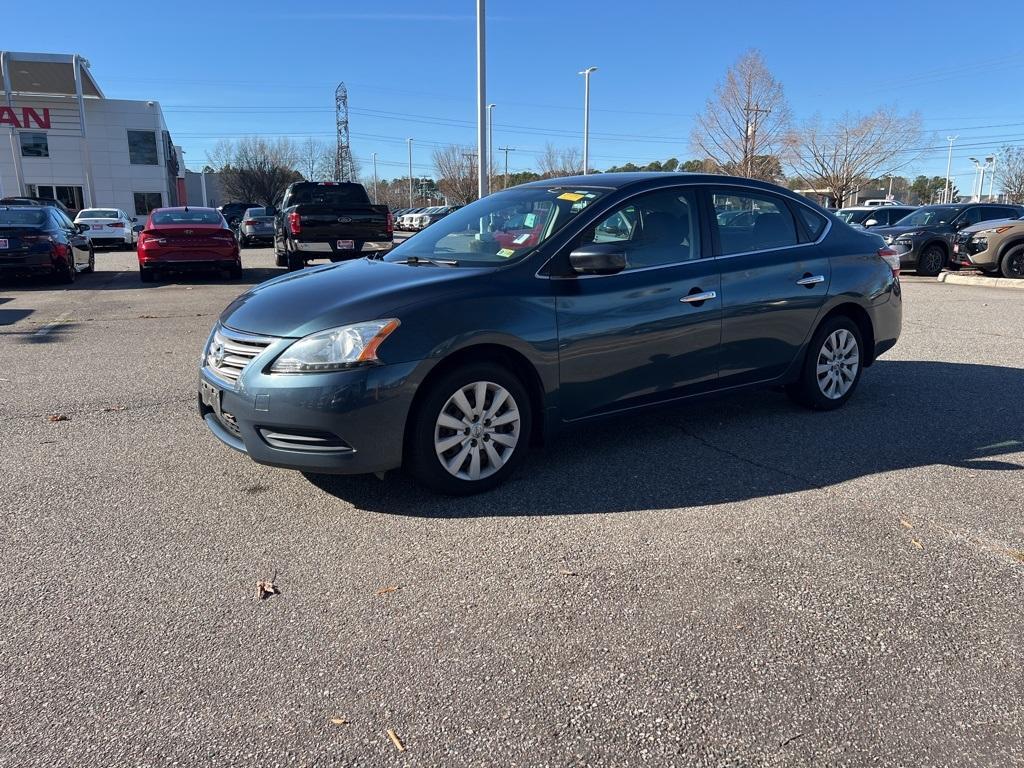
134,192,163,217
20,132,48,158
128,130,158,165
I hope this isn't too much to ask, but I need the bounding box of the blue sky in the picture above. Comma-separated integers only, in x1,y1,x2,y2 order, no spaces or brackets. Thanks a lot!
10,0,1024,190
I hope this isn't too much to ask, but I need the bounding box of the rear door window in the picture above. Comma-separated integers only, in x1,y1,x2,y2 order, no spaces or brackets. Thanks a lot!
712,190,799,255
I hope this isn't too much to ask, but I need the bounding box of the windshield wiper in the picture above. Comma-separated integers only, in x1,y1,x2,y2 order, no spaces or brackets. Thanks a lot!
396,255,458,266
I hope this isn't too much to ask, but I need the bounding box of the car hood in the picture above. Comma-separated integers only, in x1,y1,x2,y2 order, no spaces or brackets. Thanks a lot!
220,258,491,338
961,217,1022,234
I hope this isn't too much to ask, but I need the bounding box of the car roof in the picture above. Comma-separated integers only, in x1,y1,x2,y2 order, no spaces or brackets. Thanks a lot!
517,172,822,203
154,206,219,213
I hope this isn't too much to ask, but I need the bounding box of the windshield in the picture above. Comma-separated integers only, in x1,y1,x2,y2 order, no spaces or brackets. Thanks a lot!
0,209,46,226
151,210,223,225
835,209,872,224
384,186,608,266
898,206,961,227
79,209,119,219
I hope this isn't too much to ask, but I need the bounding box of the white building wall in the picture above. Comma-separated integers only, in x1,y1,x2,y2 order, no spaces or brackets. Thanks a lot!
1,95,174,217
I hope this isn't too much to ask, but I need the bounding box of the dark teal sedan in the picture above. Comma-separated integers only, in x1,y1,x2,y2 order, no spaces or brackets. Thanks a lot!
199,173,902,495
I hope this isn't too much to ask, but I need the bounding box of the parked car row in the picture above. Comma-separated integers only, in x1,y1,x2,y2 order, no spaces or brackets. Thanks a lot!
394,205,461,231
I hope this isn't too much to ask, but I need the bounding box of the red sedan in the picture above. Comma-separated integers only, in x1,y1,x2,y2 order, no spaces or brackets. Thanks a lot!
137,207,241,283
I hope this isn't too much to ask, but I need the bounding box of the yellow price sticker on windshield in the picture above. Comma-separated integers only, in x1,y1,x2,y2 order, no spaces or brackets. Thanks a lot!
497,248,516,258
557,192,584,201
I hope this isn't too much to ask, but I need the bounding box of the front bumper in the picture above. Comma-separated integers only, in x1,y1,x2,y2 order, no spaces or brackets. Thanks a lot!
198,358,421,475
951,235,994,267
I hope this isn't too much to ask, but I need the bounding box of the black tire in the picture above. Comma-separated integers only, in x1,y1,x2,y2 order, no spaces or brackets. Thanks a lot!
55,257,75,284
82,247,95,274
287,253,305,271
275,252,287,267
140,267,155,283
229,262,243,279
407,363,532,495
916,243,946,276
1000,244,1024,279
786,315,864,411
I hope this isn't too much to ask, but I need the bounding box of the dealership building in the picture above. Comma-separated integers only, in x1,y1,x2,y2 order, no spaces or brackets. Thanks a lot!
0,51,184,217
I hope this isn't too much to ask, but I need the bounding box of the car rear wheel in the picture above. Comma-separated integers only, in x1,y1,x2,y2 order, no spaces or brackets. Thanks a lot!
786,316,864,411
916,244,946,276
1000,245,1024,279
139,267,154,283
287,253,304,271
55,256,75,284
408,363,532,495
82,247,95,273
229,262,243,279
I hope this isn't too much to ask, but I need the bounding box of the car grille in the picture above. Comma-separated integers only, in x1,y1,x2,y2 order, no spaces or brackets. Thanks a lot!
205,325,276,385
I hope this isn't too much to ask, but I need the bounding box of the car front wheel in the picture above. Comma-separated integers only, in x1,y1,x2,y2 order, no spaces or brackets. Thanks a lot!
787,316,864,411
1000,245,1024,279
408,363,532,495
916,244,946,276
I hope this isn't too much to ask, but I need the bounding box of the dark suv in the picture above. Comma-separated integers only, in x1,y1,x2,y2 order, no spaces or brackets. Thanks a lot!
873,202,1024,276
199,173,901,495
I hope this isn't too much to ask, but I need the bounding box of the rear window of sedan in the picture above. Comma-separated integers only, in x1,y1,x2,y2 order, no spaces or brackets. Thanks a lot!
151,210,223,225
0,209,46,226
78,209,120,219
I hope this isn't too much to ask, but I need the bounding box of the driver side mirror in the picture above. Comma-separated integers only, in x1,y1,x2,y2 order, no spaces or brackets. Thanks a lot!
569,243,628,275
863,218,879,227
76,222,89,233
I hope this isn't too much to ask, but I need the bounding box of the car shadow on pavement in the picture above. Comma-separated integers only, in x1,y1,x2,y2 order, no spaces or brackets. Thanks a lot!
304,360,1024,517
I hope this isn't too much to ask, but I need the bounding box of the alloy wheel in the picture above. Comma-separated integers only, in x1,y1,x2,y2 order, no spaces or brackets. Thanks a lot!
434,380,520,481
816,329,859,400
1006,250,1024,278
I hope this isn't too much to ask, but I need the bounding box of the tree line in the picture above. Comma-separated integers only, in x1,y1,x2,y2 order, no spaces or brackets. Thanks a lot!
203,51,1024,208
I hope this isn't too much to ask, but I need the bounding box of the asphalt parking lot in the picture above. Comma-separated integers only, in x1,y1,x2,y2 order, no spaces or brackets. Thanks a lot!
2,248,1022,767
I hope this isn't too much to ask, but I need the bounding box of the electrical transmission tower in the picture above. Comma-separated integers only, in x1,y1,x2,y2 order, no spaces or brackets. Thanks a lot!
334,82,355,182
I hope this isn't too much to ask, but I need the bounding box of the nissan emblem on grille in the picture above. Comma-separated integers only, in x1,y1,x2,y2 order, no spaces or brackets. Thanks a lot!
337,216,352,223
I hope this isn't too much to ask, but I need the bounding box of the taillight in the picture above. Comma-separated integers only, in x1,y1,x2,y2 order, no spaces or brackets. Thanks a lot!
243,219,256,226
108,222,125,228
878,246,901,276
51,242,69,259
288,211,301,235
386,211,394,234
138,233,165,249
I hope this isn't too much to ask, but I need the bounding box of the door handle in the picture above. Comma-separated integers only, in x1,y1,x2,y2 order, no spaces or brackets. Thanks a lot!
680,290,717,304
796,274,825,286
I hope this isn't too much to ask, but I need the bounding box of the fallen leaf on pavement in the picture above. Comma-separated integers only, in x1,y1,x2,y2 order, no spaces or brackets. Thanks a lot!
899,519,913,529
330,717,349,725
376,585,400,595
48,414,70,422
912,539,924,550
560,570,579,576
138,314,158,319
101,406,127,412
386,728,406,752
1006,549,1024,563
256,580,279,600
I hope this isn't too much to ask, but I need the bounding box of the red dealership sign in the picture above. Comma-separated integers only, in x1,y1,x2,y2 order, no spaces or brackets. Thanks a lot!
0,107,51,129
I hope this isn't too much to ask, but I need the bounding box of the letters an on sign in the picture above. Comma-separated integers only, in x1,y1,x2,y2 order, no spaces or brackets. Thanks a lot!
0,107,52,130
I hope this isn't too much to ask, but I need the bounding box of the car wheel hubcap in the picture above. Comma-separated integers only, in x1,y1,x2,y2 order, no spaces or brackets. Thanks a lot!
1010,253,1024,277
434,381,520,481
816,329,859,400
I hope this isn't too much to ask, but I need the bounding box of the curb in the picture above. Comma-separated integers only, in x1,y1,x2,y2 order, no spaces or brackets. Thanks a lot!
937,273,1024,290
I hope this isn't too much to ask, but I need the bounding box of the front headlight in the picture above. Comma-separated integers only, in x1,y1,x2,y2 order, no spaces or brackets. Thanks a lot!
271,319,400,373
900,231,921,238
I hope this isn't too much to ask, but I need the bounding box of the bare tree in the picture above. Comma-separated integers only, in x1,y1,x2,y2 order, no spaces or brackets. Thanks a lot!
690,49,792,181
206,137,302,206
297,137,334,181
786,108,925,207
996,145,1024,204
537,143,583,178
433,145,478,205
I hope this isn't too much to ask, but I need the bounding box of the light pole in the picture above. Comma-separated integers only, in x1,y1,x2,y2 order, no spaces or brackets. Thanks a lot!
406,138,414,207
487,103,496,191
476,0,489,198
578,66,597,175
371,152,379,203
968,157,980,201
886,174,894,200
981,155,994,201
944,136,957,203
987,153,998,201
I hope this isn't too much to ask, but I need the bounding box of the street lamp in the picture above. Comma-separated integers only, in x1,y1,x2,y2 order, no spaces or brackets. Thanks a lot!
578,66,597,175
969,157,981,201
487,103,496,190
407,138,414,207
944,136,957,203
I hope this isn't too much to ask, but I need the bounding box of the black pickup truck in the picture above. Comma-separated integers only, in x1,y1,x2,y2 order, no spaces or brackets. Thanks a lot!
273,181,393,270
